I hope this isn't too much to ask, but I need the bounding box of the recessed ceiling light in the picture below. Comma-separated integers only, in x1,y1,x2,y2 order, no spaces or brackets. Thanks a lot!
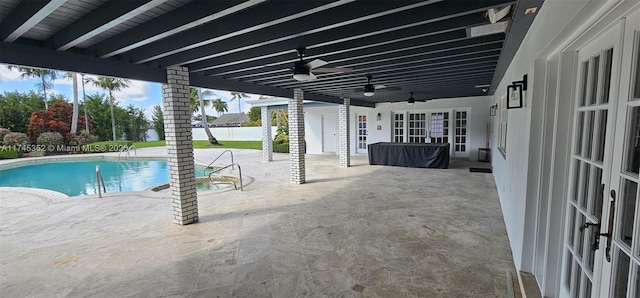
525,7,538,14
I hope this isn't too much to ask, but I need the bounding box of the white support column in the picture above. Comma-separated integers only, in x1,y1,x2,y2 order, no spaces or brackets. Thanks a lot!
261,106,273,162
162,66,198,225
339,97,350,167
289,89,305,184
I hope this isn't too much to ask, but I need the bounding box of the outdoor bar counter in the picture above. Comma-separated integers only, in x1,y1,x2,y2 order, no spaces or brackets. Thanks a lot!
367,142,450,169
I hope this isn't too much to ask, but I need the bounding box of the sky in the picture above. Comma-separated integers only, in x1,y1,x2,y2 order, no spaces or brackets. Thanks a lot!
0,64,266,120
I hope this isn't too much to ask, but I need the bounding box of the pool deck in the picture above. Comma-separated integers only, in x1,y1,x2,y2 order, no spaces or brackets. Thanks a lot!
0,147,518,297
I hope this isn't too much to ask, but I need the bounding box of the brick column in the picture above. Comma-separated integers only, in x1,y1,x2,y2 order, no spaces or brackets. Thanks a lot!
261,106,273,162
289,89,305,184
162,66,198,225
339,97,350,167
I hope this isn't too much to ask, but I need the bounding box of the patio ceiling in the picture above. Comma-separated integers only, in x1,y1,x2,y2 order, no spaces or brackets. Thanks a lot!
0,0,544,108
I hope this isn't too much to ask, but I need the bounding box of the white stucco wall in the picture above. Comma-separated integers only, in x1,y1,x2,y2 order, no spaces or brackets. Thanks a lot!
303,96,492,161
488,0,596,271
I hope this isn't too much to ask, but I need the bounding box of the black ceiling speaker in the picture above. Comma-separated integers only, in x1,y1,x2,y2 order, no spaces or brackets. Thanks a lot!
291,47,352,81
408,92,415,104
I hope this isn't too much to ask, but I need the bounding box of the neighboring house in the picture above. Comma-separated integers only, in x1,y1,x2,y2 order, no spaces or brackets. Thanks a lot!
210,113,249,127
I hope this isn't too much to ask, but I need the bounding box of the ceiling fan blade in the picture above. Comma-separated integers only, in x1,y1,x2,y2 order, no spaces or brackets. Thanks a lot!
350,88,365,93
374,84,386,89
312,67,353,73
304,59,328,70
377,86,402,92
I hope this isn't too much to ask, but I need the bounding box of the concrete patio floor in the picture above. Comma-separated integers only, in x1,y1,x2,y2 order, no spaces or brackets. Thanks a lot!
0,148,517,297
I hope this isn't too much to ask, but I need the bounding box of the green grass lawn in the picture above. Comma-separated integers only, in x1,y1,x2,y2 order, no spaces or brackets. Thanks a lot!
131,140,262,150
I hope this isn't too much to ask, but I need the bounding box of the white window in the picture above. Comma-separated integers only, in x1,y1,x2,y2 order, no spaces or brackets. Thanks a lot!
408,112,427,143
498,95,508,155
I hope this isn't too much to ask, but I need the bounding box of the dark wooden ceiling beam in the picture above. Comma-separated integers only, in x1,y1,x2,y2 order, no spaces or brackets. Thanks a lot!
0,41,166,82
91,0,262,58
220,35,504,80
1,0,67,42
45,0,168,51
187,2,512,73
270,56,499,88
127,0,358,64
147,0,443,67
244,47,502,85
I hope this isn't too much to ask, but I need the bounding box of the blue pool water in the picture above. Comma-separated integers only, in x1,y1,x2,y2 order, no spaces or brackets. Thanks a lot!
0,159,209,196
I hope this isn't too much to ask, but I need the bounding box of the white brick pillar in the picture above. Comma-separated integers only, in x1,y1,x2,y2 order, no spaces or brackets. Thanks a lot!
261,106,273,162
339,97,350,167
162,66,198,225
289,89,305,184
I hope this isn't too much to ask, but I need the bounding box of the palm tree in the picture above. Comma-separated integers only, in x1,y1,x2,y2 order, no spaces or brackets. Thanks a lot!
63,72,80,134
189,87,219,145
80,74,90,132
91,77,130,141
229,92,249,114
212,98,229,116
7,66,57,109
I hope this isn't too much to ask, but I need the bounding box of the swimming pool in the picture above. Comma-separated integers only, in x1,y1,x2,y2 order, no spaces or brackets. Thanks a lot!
0,159,212,196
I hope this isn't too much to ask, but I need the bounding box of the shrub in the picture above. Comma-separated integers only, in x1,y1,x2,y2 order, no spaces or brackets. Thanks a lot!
273,142,289,153
3,132,30,148
37,132,64,147
68,130,99,147
0,148,19,159
0,128,11,145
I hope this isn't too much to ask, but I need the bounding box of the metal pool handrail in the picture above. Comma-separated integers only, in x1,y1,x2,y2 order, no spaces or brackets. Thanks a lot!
96,165,106,197
208,163,243,191
206,150,234,171
118,145,136,160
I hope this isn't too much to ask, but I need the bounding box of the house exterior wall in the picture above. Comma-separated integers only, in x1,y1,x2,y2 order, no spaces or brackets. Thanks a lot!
304,96,491,161
488,0,603,275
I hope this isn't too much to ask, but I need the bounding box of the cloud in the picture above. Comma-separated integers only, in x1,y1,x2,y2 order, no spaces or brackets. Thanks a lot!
0,65,24,81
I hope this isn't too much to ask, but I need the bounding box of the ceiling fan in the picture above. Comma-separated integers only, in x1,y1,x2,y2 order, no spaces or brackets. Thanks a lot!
292,47,352,81
352,74,401,97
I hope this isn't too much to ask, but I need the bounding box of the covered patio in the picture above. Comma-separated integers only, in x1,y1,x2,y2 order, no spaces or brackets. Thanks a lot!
1,148,516,297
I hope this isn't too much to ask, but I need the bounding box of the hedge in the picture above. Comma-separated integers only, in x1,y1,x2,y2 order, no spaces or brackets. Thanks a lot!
0,148,19,159
273,142,289,153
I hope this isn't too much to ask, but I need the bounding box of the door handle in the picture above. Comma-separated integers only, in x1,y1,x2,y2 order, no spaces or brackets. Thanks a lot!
603,189,616,262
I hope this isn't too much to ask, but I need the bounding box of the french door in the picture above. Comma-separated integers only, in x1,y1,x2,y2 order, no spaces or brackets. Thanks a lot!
356,113,367,153
600,11,640,298
562,12,640,298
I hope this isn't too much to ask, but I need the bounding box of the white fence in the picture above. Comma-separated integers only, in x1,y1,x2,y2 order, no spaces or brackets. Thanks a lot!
191,126,278,141
145,126,278,141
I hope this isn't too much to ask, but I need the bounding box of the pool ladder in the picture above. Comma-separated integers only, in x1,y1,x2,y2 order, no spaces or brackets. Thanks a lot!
95,165,106,197
118,145,136,160
204,150,234,176
208,163,243,191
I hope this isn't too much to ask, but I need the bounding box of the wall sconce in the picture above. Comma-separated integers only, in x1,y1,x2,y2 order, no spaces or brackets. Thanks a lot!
490,104,498,116
507,74,527,109
376,113,381,121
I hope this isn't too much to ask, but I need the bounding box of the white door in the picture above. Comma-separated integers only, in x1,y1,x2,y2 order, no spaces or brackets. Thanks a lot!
356,113,367,153
598,11,640,298
561,19,631,297
322,114,336,153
